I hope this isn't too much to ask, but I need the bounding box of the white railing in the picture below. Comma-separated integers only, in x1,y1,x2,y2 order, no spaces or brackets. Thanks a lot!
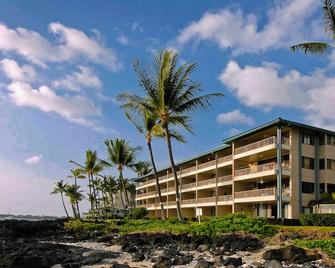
235,188,276,199
217,175,233,183
181,199,196,205
182,166,197,174
234,162,290,177
217,195,232,202
217,155,233,164
197,178,216,187
181,182,196,189
198,159,216,170
234,136,289,155
198,196,216,203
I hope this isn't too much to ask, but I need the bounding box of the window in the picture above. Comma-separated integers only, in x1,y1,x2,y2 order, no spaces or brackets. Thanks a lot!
327,159,335,170
303,207,312,214
319,134,325,145
327,135,335,145
320,159,325,169
303,132,314,145
302,182,314,194
302,157,314,169
320,183,325,194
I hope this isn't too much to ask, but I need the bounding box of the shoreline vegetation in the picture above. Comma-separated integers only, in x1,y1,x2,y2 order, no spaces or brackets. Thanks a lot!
1,213,335,267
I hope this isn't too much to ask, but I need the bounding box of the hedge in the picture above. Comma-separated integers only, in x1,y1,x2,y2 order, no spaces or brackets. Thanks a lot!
300,213,335,226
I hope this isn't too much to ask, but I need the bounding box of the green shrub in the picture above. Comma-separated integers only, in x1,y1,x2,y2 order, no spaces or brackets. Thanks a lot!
63,220,106,233
295,239,335,259
125,207,148,220
300,213,335,226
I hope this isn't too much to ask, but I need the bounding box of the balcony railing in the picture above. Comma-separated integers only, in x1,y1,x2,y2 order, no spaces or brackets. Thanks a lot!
234,136,289,155
217,175,233,183
218,195,232,202
181,198,196,205
198,159,216,170
217,155,233,164
198,196,216,203
182,166,197,174
235,188,276,199
234,162,290,177
197,178,216,187
181,182,196,190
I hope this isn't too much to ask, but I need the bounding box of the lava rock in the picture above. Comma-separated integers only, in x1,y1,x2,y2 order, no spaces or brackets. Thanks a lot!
264,260,282,268
223,256,243,267
195,259,212,268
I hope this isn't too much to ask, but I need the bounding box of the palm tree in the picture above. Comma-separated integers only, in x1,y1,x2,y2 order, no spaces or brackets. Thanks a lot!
132,161,153,178
103,138,141,209
68,168,85,219
64,184,84,219
103,175,118,214
125,180,136,208
70,150,104,214
118,50,223,221
291,0,335,54
51,180,70,218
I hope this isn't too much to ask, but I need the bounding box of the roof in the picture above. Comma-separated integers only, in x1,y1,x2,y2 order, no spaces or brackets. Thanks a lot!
134,117,335,182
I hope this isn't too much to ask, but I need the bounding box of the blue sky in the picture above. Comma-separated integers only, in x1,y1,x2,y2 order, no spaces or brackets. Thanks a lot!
0,0,333,215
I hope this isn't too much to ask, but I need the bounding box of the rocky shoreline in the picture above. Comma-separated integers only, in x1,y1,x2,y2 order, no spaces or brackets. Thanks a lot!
0,220,333,268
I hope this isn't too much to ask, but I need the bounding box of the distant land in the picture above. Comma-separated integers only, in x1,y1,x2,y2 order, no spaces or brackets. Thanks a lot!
0,214,64,221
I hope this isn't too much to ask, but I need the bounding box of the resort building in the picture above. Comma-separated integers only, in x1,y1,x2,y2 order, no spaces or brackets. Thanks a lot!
134,118,335,219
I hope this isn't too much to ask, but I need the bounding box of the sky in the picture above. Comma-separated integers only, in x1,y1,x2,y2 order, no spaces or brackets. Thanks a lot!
0,0,333,216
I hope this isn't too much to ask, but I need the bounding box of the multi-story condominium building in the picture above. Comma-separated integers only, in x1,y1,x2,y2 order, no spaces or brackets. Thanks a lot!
134,118,335,219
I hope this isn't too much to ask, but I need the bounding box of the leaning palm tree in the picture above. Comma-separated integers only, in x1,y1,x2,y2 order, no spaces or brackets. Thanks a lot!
103,138,141,209
118,50,223,221
68,168,85,219
51,180,70,218
64,184,84,219
291,0,335,54
70,150,104,214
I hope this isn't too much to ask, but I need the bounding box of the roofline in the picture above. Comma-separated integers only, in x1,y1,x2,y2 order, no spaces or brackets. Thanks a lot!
134,117,335,182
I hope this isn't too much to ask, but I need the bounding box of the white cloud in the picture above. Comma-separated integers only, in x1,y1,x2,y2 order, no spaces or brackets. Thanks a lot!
7,81,101,127
131,22,143,32
52,66,101,92
219,60,335,130
116,34,130,45
25,155,43,164
0,22,121,70
216,109,254,126
175,0,321,54
0,58,36,82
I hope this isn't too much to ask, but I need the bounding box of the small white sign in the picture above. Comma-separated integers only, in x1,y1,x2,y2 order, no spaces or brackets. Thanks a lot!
196,208,203,216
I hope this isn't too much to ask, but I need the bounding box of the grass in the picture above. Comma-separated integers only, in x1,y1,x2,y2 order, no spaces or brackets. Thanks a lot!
295,239,335,259
275,225,335,232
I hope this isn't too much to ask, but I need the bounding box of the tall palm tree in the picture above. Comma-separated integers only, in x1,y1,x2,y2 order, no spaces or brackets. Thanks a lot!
103,138,141,209
51,180,70,218
64,184,84,219
118,50,223,221
103,175,118,214
68,168,85,219
291,0,335,54
125,180,136,208
70,150,104,214
132,161,153,178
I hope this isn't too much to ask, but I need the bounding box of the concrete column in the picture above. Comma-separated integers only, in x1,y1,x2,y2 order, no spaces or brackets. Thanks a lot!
215,152,218,217
298,131,303,213
276,126,283,218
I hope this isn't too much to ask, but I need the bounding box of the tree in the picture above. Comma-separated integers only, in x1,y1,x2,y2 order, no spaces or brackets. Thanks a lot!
103,138,141,209
132,161,153,178
51,180,70,218
68,168,85,219
118,50,223,221
70,150,104,214
64,184,84,219
102,175,118,216
125,180,136,208
291,0,335,54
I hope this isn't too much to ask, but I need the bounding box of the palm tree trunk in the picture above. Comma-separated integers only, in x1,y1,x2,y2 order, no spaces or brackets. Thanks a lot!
61,192,70,218
119,190,125,210
119,170,130,209
91,174,100,219
87,173,94,211
71,203,77,218
74,178,81,220
148,141,165,220
164,125,183,221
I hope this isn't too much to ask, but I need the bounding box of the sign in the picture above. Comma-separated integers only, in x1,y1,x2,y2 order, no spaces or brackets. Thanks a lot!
196,208,203,216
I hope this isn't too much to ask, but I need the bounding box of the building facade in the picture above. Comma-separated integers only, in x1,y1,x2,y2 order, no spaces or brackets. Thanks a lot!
134,118,335,219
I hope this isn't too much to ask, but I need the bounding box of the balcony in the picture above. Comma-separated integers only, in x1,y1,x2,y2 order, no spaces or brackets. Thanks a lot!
217,155,233,166
197,159,216,171
198,196,216,204
217,175,233,184
197,178,216,188
234,136,290,158
181,182,196,191
234,162,290,181
217,195,232,202
234,187,290,203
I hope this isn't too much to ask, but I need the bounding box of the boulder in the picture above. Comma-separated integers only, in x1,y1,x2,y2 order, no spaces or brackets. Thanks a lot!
223,256,243,267
194,259,212,268
264,260,282,268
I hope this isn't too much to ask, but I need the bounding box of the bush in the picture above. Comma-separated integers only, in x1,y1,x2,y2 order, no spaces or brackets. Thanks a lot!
63,220,106,234
125,207,148,220
300,213,335,226
295,239,335,259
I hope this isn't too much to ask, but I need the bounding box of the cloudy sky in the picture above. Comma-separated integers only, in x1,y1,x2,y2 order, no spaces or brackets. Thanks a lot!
0,0,333,216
